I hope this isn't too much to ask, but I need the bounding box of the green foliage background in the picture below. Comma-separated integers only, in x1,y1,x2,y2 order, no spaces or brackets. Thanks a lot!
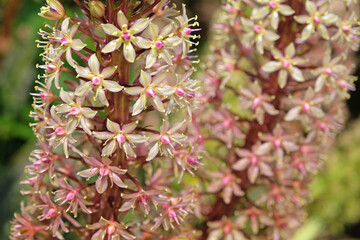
0,0,359,239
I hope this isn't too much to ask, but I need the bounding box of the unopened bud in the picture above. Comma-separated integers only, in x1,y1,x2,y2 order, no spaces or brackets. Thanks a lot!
89,0,105,18
39,0,65,20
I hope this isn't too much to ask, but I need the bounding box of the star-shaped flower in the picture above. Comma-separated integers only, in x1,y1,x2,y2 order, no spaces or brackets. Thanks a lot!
294,1,338,41
78,157,127,194
125,70,167,116
93,119,148,158
54,18,86,67
101,10,151,62
252,0,295,29
262,43,306,88
75,54,123,106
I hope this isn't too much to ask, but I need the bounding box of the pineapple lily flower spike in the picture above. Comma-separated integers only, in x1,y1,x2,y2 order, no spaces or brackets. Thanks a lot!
10,0,201,239
194,0,360,239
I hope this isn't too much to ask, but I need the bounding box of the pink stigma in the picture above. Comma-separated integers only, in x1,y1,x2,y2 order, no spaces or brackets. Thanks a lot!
222,119,232,129
224,224,232,235
210,77,219,85
325,67,333,75
121,32,131,41
40,92,48,98
302,103,310,113
222,175,232,185
40,155,50,163
47,208,57,218
224,63,233,71
60,37,70,46
55,127,66,136
91,76,101,86
313,16,321,24
66,192,75,201
146,88,156,97
282,60,290,68
107,225,116,236
99,167,109,177
296,162,305,174
176,87,186,96
116,134,126,144
252,97,262,109
229,6,236,13
274,139,281,148
139,195,149,205
183,27,192,35
161,135,171,145
253,25,262,34
319,122,328,131
155,40,165,49
187,156,198,165
69,107,81,116
47,63,57,72
168,209,177,219
269,1,277,9
250,156,258,165
342,24,351,33
339,80,354,90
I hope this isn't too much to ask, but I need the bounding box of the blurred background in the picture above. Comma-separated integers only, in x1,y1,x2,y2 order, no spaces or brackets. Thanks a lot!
0,0,359,239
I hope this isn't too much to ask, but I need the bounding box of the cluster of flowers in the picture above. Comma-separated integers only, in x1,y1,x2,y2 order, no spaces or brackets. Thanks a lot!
196,0,359,239
10,0,202,239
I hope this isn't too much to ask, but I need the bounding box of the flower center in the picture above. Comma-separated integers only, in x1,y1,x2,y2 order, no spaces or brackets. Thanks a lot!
313,16,321,24
222,175,232,185
183,27,192,35
229,6,236,13
168,209,177,219
274,139,281,148
282,59,290,68
47,208,57,218
99,166,109,177
55,127,66,136
40,92,48,98
69,107,81,116
155,40,165,49
325,67,333,75
252,97,262,109
139,195,149,205
176,86,186,96
222,119,232,129
161,135,171,145
66,192,75,201
121,32,131,41
269,1,277,9
224,224,232,235
210,77,219,85
224,63,233,71
40,155,50,163
251,156,258,165
187,156,198,165
342,24,351,33
60,37,70,46
91,76,101,86
339,80,348,89
319,122,328,131
47,63,57,72
107,225,116,236
116,134,126,144
302,102,310,113
253,25,262,34
146,88,156,97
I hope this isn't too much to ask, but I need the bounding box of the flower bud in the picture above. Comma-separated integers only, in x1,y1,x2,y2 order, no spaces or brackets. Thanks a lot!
39,0,65,20
89,0,105,18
